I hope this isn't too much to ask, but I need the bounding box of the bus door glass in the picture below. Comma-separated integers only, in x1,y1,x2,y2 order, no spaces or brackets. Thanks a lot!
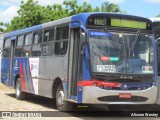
68,28,81,99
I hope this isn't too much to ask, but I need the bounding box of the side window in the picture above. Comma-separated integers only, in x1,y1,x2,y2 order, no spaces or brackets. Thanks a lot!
17,35,24,46
44,31,49,42
23,46,31,57
54,26,69,55
42,28,54,56
42,43,54,56
24,33,32,45
43,29,54,42
33,31,42,44
32,31,42,57
15,35,23,57
23,33,32,57
3,38,11,58
32,45,42,56
4,38,11,48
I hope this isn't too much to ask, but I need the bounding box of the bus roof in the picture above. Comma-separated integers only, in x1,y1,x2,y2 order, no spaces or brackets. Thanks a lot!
4,12,152,38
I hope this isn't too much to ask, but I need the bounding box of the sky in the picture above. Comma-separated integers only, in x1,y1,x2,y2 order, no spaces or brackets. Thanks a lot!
0,0,160,23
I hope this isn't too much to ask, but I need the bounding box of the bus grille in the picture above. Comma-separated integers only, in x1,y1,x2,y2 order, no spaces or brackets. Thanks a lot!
97,96,148,102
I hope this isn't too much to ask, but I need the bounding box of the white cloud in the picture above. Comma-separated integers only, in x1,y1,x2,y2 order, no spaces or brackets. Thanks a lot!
0,0,65,23
1,0,64,7
103,0,125,4
145,0,160,4
0,6,19,23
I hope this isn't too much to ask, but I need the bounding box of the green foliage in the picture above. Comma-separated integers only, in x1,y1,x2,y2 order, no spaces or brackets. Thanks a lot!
156,14,160,17
94,6,100,12
4,0,124,32
101,2,121,12
5,0,44,32
0,22,4,32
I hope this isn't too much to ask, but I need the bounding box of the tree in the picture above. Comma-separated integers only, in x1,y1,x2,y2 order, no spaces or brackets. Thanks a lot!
5,0,44,32
0,22,4,32
94,6,100,12
101,2,121,13
156,14,160,17
63,0,78,15
63,0,93,15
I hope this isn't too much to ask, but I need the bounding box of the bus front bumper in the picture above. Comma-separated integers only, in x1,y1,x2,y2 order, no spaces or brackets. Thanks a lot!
81,86,157,104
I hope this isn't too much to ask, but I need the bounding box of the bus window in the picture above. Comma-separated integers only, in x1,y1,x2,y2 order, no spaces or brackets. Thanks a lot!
24,33,32,45
42,42,54,56
54,41,68,55
44,31,49,42
49,29,54,41
23,33,32,57
56,28,61,40
54,26,69,55
43,29,54,42
4,38,11,48
15,35,24,57
32,45,42,56
17,35,24,46
15,47,23,57
33,31,42,44
42,28,54,56
3,48,10,58
23,46,31,57
62,26,69,39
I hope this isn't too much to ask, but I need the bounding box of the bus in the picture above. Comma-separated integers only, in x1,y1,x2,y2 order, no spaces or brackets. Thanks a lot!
150,17,160,105
1,12,159,111
0,33,3,81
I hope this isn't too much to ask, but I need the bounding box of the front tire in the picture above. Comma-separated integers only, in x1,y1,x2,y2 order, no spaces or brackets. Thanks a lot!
56,84,73,111
15,78,26,100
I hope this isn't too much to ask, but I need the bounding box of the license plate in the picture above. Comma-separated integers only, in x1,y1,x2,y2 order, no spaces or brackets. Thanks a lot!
119,93,132,98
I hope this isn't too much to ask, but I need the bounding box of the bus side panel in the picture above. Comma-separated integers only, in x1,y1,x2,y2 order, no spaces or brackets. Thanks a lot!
1,58,10,86
38,56,67,98
12,58,35,93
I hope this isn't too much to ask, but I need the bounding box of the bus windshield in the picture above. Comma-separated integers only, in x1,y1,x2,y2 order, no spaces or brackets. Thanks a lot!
88,30,154,74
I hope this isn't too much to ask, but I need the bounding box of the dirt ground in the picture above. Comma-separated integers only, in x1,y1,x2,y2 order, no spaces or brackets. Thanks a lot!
0,83,56,111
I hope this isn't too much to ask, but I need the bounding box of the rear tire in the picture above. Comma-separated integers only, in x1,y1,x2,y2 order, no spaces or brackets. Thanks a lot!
56,84,73,111
15,78,27,100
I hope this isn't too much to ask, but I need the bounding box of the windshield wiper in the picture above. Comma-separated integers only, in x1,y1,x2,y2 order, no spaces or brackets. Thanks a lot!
131,30,141,51
103,28,120,51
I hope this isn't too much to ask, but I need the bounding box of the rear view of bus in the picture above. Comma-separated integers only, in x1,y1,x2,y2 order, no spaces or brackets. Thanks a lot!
75,13,157,105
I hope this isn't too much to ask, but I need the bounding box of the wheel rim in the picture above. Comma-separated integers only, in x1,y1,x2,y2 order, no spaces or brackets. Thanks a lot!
57,90,64,107
16,82,20,97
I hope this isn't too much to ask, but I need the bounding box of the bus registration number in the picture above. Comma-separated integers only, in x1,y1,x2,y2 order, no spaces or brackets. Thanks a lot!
119,93,132,99
97,65,116,73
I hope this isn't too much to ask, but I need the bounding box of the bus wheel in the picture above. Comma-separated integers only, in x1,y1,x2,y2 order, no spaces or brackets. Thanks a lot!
15,78,26,100
56,84,73,111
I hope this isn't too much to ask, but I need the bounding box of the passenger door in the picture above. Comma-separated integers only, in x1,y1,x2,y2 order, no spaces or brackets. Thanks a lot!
68,28,81,99
1,37,15,87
